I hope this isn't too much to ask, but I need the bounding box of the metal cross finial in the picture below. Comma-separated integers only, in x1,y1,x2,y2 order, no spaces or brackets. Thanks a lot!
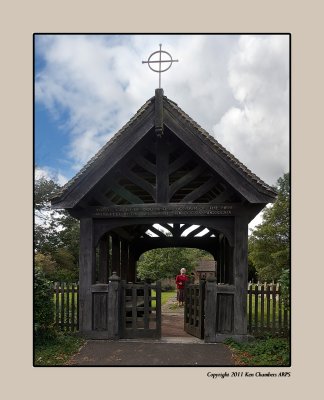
142,44,179,89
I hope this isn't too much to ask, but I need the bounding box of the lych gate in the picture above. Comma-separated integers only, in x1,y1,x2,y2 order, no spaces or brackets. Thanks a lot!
51,89,276,342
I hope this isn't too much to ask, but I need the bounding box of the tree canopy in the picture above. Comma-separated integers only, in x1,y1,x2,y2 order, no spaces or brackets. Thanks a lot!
248,172,290,282
34,175,80,281
137,247,212,281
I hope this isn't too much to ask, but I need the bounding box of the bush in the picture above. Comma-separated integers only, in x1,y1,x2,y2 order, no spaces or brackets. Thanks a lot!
225,336,290,366
161,284,175,292
34,266,56,343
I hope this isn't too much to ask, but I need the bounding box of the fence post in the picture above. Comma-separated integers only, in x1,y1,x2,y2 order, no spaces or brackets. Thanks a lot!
107,272,121,339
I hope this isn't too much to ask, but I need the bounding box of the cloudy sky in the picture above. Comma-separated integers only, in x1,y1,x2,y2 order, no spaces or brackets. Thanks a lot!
35,34,290,228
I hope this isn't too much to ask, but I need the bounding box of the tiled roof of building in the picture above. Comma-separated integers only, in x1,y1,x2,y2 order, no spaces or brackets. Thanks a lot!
51,94,277,203
195,260,216,272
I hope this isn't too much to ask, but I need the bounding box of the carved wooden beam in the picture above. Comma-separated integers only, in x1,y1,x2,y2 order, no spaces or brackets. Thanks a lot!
169,165,205,199
124,169,156,201
111,184,144,204
182,177,217,203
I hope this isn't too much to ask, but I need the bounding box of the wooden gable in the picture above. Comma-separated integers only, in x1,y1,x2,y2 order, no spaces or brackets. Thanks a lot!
51,89,276,210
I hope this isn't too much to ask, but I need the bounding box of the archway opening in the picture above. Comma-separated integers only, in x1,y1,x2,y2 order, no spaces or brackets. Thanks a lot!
136,246,214,339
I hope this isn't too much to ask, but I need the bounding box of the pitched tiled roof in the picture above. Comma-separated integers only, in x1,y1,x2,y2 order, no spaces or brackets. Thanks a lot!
164,96,277,197
51,93,277,204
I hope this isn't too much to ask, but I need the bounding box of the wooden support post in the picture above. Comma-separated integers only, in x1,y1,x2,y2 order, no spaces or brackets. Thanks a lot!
127,245,136,282
98,233,109,283
79,218,94,333
233,216,248,335
120,240,129,281
107,272,121,339
156,135,169,203
112,234,120,277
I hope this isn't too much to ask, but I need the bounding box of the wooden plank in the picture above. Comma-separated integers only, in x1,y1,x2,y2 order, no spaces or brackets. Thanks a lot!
169,165,205,198
94,191,115,206
156,136,169,203
217,293,234,333
77,283,79,331
66,283,70,331
248,284,252,332
61,282,65,331
55,282,60,328
155,88,164,136
120,240,129,281
111,234,120,276
136,155,156,175
98,234,109,283
233,216,248,335
193,286,198,334
283,303,288,333
260,284,265,333
132,287,137,331
147,225,165,237
111,184,144,204
266,285,271,330
204,282,217,342
254,285,259,333
120,283,126,335
278,285,282,332
209,188,233,204
182,177,217,203
71,284,75,331
79,218,94,333
144,283,149,330
156,281,161,337
124,169,156,200
186,225,207,238
272,284,276,334
169,152,191,174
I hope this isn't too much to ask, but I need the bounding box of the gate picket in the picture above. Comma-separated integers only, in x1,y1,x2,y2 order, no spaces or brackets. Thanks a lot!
184,280,205,339
120,282,161,339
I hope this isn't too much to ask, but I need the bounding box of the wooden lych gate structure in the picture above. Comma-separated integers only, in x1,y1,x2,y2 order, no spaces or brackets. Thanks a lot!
51,89,276,342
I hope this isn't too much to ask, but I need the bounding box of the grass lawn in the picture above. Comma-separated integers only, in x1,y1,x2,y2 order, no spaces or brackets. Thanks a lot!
151,290,176,308
34,333,85,366
225,336,290,366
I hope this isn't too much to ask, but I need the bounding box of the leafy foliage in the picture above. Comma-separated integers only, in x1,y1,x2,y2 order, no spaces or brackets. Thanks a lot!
34,267,56,343
137,247,212,281
34,175,80,282
278,268,290,310
249,173,290,282
225,336,290,366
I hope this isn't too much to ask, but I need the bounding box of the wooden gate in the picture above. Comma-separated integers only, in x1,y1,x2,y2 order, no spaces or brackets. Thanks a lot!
120,281,161,339
184,280,205,339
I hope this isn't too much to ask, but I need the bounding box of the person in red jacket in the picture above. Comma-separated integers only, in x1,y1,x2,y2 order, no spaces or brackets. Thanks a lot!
175,268,189,307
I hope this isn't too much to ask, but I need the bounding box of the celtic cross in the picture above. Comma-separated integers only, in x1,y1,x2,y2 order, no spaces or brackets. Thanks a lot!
142,44,179,88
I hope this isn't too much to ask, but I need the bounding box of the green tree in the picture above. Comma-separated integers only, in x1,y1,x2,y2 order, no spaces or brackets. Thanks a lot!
137,247,212,281
34,266,56,342
34,173,80,282
35,252,58,280
249,173,290,282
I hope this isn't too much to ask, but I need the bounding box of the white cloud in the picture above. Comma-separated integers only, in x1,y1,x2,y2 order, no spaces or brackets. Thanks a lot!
35,34,289,185
35,166,68,186
212,35,289,185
